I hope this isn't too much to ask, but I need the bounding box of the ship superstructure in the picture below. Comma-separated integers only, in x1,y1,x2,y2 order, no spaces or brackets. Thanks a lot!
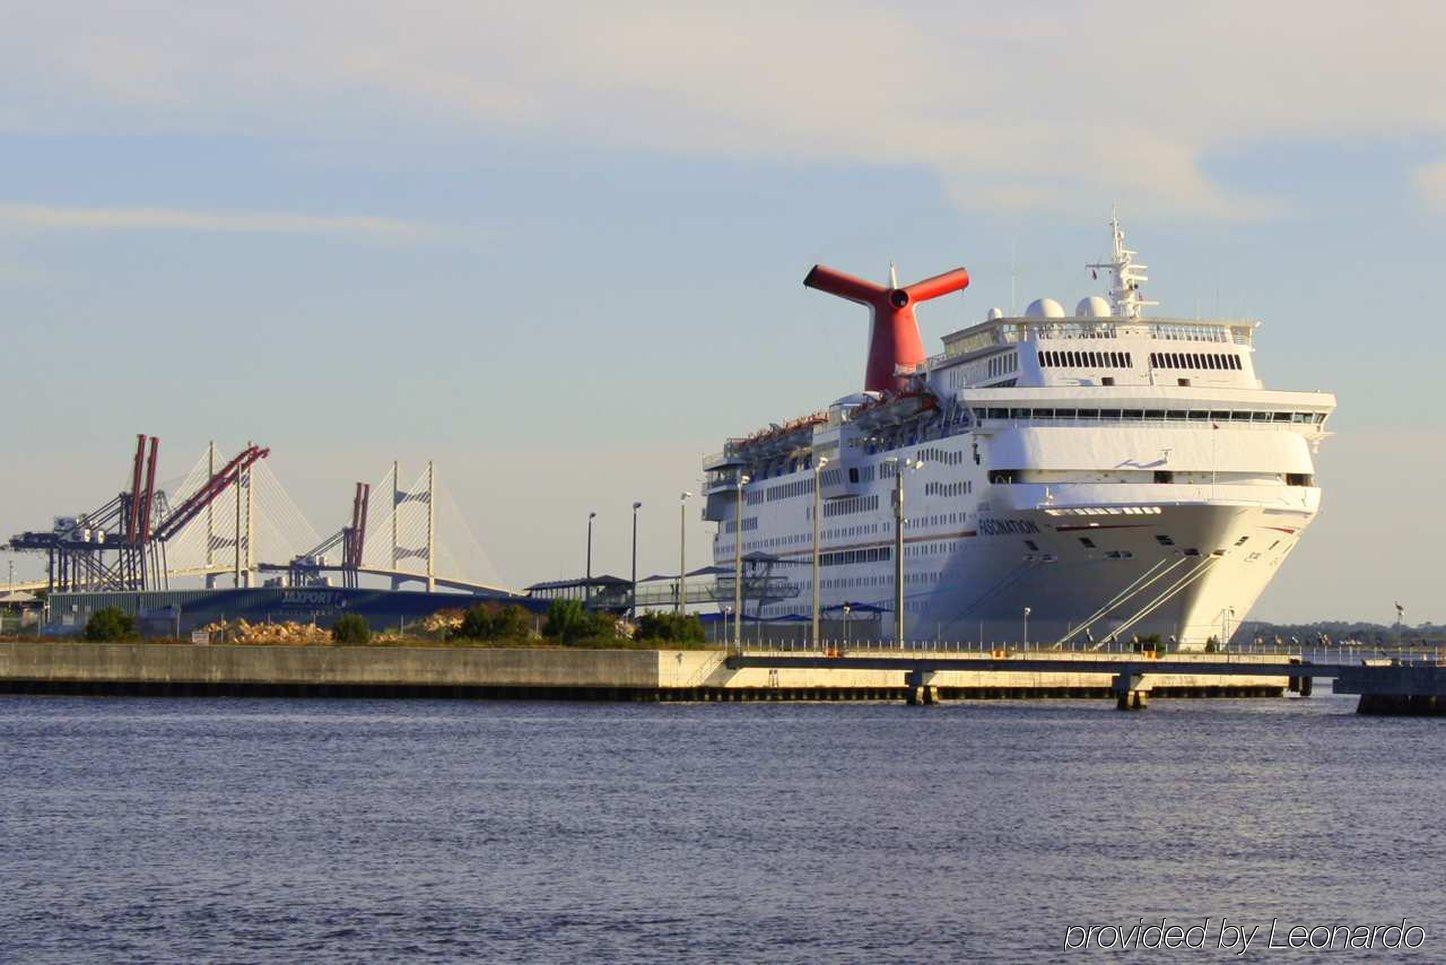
703,217,1334,649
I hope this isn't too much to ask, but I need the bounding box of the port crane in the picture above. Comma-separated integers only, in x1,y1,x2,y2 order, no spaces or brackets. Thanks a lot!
7,434,269,592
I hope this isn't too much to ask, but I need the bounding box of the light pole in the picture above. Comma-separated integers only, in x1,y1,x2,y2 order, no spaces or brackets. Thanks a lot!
1022,606,1031,647
732,472,750,650
585,511,596,604
630,501,642,620
842,602,852,649
887,456,923,648
811,455,829,649
677,491,693,616
1222,606,1235,649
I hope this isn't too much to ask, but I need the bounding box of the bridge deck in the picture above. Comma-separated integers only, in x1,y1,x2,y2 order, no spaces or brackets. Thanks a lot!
725,651,1343,679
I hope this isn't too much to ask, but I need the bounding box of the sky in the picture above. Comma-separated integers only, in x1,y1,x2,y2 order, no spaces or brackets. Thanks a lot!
1,1,1443,623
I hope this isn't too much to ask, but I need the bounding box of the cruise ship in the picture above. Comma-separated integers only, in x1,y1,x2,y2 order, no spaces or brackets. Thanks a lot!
703,218,1335,649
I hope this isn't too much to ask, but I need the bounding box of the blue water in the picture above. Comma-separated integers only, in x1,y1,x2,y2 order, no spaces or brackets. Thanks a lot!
0,693,1441,962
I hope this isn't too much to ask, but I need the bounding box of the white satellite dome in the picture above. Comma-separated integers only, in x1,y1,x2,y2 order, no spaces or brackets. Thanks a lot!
1075,296,1113,318
1024,297,1065,319
986,307,1004,320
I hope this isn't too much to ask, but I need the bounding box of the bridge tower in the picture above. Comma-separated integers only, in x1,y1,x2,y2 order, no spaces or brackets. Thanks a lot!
388,460,435,591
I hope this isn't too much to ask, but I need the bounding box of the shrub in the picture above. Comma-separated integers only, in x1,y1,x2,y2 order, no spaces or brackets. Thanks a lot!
84,606,135,641
635,612,705,644
331,613,372,645
543,599,615,645
457,603,532,641
1132,633,1164,653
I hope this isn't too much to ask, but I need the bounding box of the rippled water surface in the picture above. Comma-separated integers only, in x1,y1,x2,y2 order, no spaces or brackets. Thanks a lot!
1,693,1442,962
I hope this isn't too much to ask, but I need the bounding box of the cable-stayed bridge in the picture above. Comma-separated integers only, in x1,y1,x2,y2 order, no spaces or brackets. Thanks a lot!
7,435,509,595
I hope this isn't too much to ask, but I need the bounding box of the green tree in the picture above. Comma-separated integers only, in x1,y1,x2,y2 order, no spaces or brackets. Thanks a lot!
544,599,613,645
635,612,706,643
331,613,372,645
84,606,135,641
1133,633,1164,653
457,603,532,641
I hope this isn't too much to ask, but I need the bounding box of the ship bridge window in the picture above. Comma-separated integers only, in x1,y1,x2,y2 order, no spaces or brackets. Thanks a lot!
1149,351,1243,371
1286,473,1315,486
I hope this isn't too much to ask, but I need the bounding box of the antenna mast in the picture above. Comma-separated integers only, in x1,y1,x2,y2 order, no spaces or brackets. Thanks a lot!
1086,210,1159,319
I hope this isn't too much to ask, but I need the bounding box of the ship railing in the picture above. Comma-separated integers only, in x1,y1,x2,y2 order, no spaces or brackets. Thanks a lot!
971,414,1324,431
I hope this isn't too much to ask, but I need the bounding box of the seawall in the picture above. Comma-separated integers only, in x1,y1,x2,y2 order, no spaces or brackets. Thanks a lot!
0,642,1289,701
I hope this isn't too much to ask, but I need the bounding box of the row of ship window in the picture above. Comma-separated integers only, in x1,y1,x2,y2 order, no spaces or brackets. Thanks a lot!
1035,349,1244,371
822,494,880,518
1147,351,1242,371
729,521,966,556
723,516,760,534
1037,349,1133,369
754,448,970,498
972,407,1326,424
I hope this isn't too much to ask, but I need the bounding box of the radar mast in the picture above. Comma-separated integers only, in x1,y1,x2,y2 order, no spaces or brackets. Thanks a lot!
1087,211,1159,319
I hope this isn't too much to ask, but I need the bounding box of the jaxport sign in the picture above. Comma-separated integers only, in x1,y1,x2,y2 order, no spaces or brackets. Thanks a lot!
280,590,349,610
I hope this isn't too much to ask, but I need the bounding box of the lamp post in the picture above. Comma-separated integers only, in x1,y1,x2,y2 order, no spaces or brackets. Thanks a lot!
1222,606,1235,649
585,511,596,604
811,455,828,649
677,491,692,616
1022,606,1031,647
630,501,642,620
733,472,750,650
886,456,923,648
842,602,852,649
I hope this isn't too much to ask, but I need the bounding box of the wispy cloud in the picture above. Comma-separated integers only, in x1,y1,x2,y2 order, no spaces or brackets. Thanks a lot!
0,202,437,240
6,2,1446,218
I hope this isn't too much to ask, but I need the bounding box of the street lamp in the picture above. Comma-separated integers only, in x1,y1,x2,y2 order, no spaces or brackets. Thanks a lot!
630,501,642,620
1022,606,1032,647
886,456,924,648
811,455,829,649
677,491,693,616
732,472,751,650
842,602,852,649
585,511,597,604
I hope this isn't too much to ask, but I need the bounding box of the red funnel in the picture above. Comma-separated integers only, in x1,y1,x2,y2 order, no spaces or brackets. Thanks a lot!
804,264,970,392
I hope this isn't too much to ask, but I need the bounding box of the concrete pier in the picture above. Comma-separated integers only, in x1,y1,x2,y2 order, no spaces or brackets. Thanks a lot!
0,641,1301,705
1334,663,1446,715
1112,672,1151,711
